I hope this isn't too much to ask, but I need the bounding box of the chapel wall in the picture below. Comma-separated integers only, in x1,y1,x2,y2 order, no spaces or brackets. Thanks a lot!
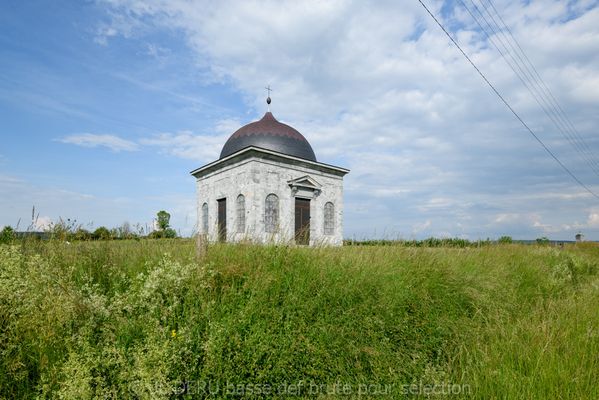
196,156,344,246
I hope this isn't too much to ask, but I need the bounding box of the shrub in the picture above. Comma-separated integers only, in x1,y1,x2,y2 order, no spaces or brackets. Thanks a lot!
536,236,550,245
0,226,14,244
148,230,163,239
498,235,513,244
163,228,177,239
73,228,92,241
92,226,112,240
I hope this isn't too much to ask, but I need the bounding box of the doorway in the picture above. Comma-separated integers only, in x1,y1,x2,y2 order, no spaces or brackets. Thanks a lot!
217,198,226,242
295,198,310,245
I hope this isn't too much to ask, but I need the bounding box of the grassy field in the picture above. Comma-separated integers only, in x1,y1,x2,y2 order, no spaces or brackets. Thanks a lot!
1,239,598,399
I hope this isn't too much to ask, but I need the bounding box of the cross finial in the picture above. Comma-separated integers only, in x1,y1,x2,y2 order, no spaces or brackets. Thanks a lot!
265,85,273,111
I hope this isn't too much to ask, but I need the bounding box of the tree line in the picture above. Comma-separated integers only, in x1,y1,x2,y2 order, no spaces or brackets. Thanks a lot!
0,210,177,243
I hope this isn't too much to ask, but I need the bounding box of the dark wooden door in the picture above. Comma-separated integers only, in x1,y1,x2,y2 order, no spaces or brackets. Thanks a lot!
295,198,310,245
217,198,226,242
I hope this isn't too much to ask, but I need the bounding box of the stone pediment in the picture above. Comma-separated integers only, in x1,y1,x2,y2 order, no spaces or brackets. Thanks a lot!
288,175,321,189
288,175,322,198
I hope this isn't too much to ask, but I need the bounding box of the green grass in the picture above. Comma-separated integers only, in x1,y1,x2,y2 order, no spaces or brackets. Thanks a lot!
1,240,598,398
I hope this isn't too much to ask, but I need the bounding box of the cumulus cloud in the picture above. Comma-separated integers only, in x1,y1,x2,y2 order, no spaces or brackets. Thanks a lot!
140,130,230,162
586,210,599,227
94,0,599,239
59,133,139,152
57,117,241,163
413,219,432,234
33,216,53,231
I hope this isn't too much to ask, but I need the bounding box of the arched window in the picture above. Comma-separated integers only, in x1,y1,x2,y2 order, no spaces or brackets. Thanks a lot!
236,194,245,233
201,203,208,233
265,194,279,233
324,202,335,235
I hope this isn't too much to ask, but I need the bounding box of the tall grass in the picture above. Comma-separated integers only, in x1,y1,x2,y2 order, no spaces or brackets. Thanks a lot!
0,240,597,398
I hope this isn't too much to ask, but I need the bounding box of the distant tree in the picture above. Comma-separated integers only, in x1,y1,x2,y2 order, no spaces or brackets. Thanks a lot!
151,211,177,239
110,228,120,240
117,221,136,240
157,211,171,231
0,226,15,244
498,236,513,244
73,228,92,241
93,226,111,240
536,236,550,245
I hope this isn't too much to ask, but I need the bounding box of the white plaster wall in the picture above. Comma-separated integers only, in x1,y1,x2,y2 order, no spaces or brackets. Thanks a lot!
196,155,345,246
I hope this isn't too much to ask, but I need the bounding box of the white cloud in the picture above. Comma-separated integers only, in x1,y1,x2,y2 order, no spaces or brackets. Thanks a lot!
494,213,516,224
587,210,599,227
59,133,139,152
412,219,432,234
0,174,23,184
145,43,171,60
33,216,53,231
140,130,230,162
57,117,241,162
214,118,242,135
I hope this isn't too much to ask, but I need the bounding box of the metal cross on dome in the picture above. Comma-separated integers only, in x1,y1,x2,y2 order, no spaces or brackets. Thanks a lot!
265,85,273,107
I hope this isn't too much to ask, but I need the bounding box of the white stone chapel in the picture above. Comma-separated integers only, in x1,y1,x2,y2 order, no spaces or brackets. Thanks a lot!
190,96,349,246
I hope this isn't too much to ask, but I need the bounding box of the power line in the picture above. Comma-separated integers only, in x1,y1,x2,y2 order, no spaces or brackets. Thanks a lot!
480,0,599,173
482,0,599,171
416,0,599,200
461,0,599,178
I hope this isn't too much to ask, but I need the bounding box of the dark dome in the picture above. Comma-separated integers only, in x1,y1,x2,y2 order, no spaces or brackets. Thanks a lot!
219,112,316,161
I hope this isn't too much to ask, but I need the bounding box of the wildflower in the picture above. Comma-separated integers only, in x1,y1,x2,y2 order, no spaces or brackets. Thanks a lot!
171,329,177,338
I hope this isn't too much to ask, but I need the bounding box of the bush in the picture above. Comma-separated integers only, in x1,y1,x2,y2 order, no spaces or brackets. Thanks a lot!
148,230,163,239
73,228,92,241
0,226,14,244
498,235,513,244
536,236,550,245
163,228,177,238
92,226,112,240
148,228,177,239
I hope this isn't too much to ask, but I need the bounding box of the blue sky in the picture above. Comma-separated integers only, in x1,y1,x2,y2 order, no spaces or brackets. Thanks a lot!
1,0,599,240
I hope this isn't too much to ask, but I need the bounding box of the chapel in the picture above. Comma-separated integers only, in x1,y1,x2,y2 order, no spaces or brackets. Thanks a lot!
190,96,349,246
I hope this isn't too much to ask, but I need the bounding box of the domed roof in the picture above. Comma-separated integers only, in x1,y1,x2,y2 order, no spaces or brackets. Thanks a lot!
219,112,317,161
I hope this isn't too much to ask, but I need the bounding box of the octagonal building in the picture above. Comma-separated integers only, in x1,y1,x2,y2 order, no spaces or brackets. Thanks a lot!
190,102,349,246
